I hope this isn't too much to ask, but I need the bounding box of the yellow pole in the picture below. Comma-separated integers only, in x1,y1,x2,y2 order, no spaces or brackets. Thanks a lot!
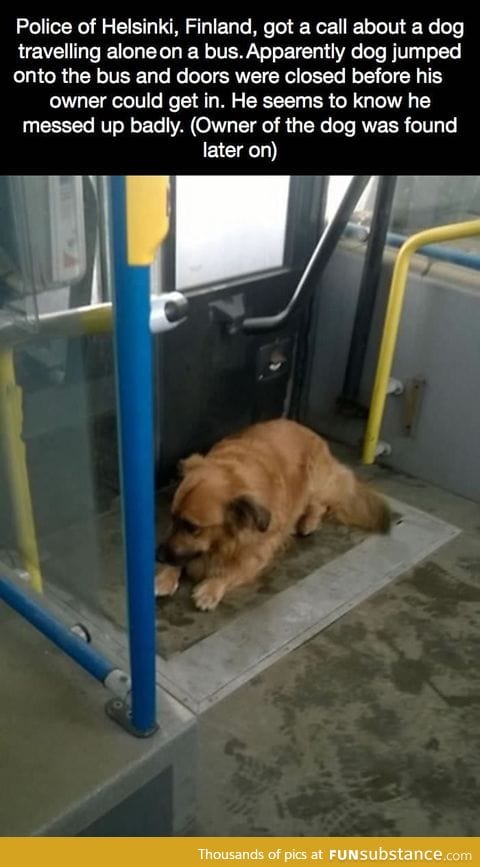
362,219,480,464
0,349,43,591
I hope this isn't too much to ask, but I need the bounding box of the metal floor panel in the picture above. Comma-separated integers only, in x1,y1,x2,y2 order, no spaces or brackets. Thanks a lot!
156,498,459,712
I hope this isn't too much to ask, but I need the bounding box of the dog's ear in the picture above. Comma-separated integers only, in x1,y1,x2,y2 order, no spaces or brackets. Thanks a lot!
226,495,271,533
178,454,204,476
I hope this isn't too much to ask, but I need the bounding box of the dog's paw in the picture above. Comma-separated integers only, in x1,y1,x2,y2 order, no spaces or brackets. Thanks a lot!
296,520,317,537
192,579,225,611
296,504,327,536
155,565,181,597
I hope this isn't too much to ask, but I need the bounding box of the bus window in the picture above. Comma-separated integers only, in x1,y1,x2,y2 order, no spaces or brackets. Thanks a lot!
175,176,290,290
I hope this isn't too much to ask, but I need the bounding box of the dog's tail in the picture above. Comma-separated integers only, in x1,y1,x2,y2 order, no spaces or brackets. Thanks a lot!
328,467,391,534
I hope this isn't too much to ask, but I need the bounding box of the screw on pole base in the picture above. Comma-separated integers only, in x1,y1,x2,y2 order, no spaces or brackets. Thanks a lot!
105,697,159,738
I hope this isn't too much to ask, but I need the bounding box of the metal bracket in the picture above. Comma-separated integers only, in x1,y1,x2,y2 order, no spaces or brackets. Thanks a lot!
104,668,132,701
404,377,426,436
70,623,92,643
209,294,245,335
105,697,159,738
386,377,404,396
150,291,188,334
375,440,392,457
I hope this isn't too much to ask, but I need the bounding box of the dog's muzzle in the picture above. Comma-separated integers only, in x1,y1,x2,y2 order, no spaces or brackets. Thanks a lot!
155,543,168,563
156,543,199,566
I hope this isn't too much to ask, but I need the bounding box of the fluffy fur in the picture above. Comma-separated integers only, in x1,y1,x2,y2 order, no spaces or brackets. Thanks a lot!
155,419,391,610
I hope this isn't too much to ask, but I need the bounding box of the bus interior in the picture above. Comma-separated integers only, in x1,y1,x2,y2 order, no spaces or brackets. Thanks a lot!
0,174,479,836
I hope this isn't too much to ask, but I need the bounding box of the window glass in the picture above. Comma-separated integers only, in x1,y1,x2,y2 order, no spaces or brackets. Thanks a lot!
329,175,480,270
0,175,126,635
176,176,290,290
326,176,377,229
390,176,480,253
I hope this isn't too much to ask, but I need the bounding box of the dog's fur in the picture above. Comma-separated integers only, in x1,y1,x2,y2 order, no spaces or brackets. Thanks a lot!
155,419,391,610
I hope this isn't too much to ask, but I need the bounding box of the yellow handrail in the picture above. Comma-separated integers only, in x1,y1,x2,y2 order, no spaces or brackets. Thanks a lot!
362,219,480,464
0,309,114,594
0,349,43,592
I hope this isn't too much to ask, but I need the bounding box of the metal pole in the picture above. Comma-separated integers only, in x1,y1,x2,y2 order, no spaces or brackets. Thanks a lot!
0,349,43,592
110,177,157,736
0,576,114,683
341,176,397,404
362,218,480,464
242,176,371,334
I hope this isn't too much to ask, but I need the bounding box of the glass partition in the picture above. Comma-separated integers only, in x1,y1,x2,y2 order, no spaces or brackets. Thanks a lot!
0,176,126,632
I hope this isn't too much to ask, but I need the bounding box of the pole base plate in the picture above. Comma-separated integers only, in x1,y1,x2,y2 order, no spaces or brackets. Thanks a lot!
105,697,159,738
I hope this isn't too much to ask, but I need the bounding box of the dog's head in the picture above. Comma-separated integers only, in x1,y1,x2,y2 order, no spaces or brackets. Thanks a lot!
159,454,271,566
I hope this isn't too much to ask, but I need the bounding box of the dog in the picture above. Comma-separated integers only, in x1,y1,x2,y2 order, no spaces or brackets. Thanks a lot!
155,419,391,611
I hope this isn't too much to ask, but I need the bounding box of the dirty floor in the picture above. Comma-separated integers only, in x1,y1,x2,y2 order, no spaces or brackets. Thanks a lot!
7,448,480,836
155,520,366,659
193,461,480,835
55,492,366,659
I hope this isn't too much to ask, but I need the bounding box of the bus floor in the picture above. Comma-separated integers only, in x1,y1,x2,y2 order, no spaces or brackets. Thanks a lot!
1,450,479,835
193,456,480,836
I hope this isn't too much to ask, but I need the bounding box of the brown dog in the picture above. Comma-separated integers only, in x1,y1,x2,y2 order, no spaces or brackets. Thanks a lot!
155,419,390,611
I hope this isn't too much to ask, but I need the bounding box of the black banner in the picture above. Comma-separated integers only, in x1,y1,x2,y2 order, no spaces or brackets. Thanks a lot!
1,11,476,173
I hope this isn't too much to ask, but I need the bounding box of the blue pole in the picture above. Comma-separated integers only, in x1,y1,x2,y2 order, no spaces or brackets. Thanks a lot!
111,177,157,735
0,576,113,683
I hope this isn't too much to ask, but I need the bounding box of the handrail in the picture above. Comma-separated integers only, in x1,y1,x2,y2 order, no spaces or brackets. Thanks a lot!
0,303,112,348
385,231,480,271
341,176,397,404
242,175,371,333
0,349,43,592
345,222,480,271
362,219,480,464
